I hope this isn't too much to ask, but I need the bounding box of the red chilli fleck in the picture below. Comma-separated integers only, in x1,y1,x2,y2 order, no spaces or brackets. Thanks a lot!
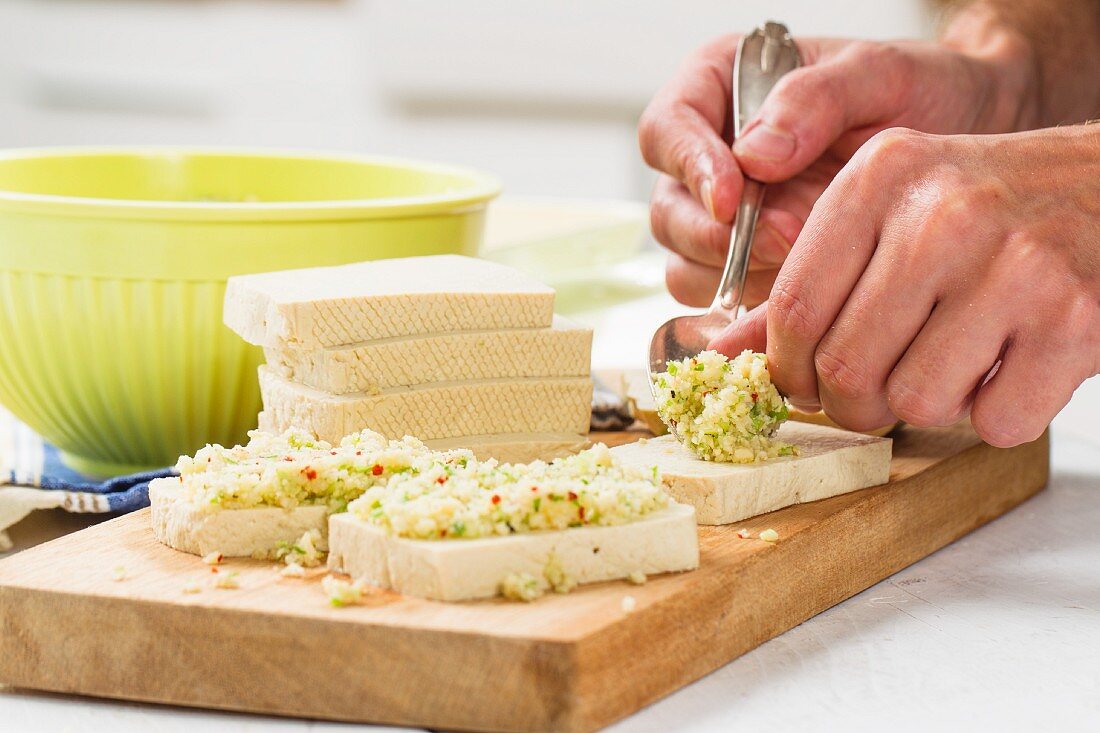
210,567,219,574
567,491,578,501
371,464,384,476
579,506,586,521
304,468,318,481
751,392,758,401
436,476,447,484
491,495,501,505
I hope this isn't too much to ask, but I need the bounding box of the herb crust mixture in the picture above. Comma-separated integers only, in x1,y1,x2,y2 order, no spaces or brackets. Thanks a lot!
653,350,796,463
348,443,667,540
165,429,670,540
170,429,448,513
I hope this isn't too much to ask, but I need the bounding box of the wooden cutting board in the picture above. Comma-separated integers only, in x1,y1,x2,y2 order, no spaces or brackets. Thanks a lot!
0,422,1048,733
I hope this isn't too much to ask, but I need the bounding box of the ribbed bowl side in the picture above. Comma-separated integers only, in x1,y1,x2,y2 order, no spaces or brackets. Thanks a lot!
0,270,261,472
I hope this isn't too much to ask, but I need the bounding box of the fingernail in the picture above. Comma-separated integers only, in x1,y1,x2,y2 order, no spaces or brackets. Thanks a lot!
735,123,796,161
700,178,716,220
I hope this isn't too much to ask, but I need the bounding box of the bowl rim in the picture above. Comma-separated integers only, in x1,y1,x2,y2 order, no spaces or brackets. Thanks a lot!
0,146,502,221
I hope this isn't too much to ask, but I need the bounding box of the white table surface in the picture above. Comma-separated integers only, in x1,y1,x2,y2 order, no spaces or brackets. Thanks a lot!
3,293,1099,732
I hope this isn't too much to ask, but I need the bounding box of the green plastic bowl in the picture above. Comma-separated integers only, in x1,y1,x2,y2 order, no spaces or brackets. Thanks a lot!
0,147,500,477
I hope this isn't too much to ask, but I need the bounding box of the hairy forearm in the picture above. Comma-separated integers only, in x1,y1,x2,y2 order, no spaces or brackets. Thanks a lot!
936,0,1100,127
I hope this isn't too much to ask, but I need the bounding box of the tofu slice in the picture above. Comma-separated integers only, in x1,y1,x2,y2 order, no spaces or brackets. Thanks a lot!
258,367,593,444
423,432,590,464
149,479,328,558
224,255,555,349
327,502,699,602
611,422,892,525
256,412,589,465
264,316,592,395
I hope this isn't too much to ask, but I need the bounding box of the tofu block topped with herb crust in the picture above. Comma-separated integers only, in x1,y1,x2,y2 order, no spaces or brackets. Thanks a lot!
150,431,699,600
149,428,471,558
612,422,891,525
329,444,699,601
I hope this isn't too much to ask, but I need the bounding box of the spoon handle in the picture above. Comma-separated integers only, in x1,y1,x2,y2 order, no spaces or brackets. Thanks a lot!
712,21,801,317
713,179,764,313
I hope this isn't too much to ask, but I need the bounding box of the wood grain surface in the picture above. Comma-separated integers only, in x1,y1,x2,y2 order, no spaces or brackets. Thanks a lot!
0,423,1049,733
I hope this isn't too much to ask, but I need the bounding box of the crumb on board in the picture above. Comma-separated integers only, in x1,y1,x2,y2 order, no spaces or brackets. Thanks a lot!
112,565,128,582
759,528,779,543
627,570,647,585
621,595,637,613
322,575,367,607
736,528,751,539
213,571,240,590
202,551,224,565
182,582,202,595
281,562,307,579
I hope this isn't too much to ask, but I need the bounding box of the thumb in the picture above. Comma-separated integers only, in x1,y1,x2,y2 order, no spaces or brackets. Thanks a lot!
708,302,768,355
733,43,901,182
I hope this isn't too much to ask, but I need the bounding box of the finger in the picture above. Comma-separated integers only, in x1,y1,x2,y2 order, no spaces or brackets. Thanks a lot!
739,266,780,309
733,42,911,183
812,223,945,431
885,301,1009,429
638,36,745,221
665,253,720,307
651,177,797,269
817,313,936,432
765,142,896,410
650,177,729,268
709,302,768,354
665,253,779,310
747,202,804,272
970,339,1080,448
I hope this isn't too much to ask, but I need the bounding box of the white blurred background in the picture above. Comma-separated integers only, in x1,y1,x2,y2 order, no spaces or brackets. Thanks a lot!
1,0,1094,438
0,0,935,198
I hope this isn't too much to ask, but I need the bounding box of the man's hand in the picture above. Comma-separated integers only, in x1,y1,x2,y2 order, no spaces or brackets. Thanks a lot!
638,29,1036,308
714,124,1100,447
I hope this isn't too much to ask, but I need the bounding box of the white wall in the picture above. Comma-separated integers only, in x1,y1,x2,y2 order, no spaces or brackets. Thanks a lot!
0,0,935,200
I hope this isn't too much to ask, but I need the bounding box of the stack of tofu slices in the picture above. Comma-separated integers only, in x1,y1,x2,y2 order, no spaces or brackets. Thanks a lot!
224,255,594,462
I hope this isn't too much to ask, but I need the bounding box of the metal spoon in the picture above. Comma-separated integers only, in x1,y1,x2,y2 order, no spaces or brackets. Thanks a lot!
647,21,801,436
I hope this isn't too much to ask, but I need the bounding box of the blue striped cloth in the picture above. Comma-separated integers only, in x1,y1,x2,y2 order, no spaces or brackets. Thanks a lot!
0,405,174,550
